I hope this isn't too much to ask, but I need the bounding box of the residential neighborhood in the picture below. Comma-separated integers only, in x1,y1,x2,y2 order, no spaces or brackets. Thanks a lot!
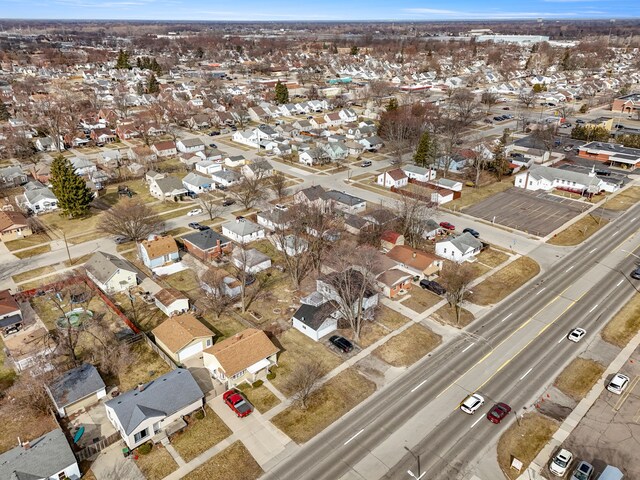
0,15,639,480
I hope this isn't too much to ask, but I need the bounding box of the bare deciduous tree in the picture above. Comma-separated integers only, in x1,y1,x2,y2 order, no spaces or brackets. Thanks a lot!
197,192,225,221
98,198,162,242
228,175,268,210
393,196,436,248
450,88,481,127
518,90,538,109
480,92,499,114
269,171,288,200
440,262,475,325
287,359,325,410
200,268,234,318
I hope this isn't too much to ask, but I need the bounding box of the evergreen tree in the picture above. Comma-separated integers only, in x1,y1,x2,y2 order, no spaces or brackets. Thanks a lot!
491,139,510,181
274,81,289,105
195,47,204,59
414,131,436,167
116,49,131,69
146,74,160,94
150,58,162,74
50,156,93,218
0,102,10,121
386,98,399,111
350,46,359,55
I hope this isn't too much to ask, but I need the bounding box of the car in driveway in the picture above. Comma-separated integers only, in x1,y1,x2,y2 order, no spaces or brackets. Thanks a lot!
223,390,253,417
550,448,573,476
188,222,202,229
439,221,455,231
567,328,586,343
197,225,210,231
463,227,480,238
631,267,640,280
209,143,218,148
486,403,511,424
419,279,446,296
570,461,594,480
113,236,130,244
329,335,353,353
361,160,372,167
222,199,236,207
460,393,485,414
187,208,203,216
607,373,630,394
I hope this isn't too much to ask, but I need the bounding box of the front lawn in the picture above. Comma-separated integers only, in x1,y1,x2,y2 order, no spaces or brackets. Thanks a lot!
135,444,178,480
469,257,540,306
5,233,51,251
372,324,441,367
271,368,376,444
376,305,411,330
237,384,281,413
183,441,263,480
401,287,442,314
602,186,640,212
13,244,52,259
547,215,608,246
171,406,232,462
337,321,388,349
431,304,475,328
475,248,510,268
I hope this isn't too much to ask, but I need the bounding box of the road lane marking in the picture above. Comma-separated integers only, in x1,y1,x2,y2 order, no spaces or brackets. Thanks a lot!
470,417,483,429
566,266,575,272
614,376,640,412
535,287,546,296
462,344,474,353
501,313,513,323
617,279,625,286
520,368,533,380
344,429,364,445
612,231,619,237
589,247,598,254
588,304,599,313
411,379,428,393
557,337,565,344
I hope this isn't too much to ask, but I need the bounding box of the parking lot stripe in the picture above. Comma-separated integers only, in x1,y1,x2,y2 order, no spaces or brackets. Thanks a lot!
612,230,619,237
614,376,640,412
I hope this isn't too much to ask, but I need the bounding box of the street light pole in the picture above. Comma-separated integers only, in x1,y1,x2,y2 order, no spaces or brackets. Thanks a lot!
404,446,421,478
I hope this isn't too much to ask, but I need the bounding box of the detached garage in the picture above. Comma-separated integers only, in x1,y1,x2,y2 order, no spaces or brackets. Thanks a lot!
152,313,215,364
45,364,106,418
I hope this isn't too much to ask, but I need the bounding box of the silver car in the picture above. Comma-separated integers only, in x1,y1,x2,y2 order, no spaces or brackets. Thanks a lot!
570,461,594,480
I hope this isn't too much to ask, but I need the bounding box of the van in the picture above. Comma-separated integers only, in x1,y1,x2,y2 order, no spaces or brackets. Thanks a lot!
599,466,623,480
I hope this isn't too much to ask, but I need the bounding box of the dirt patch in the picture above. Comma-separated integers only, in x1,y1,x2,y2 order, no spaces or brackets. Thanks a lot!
446,178,514,210
476,248,510,268
271,368,376,444
431,304,475,328
547,214,608,246
603,186,640,212
469,257,540,306
497,412,559,480
372,324,442,367
601,294,640,348
135,444,178,480
171,406,232,462
554,358,605,401
183,441,263,480
0,408,57,454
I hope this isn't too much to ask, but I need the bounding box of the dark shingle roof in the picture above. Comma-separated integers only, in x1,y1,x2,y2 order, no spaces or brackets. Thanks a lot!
182,229,232,251
46,363,105,409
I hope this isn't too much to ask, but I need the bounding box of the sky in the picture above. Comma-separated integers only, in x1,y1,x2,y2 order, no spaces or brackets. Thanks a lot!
1,0,639,21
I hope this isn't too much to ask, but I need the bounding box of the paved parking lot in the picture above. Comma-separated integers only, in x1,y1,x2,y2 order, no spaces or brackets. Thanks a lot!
465,188,590,236
561,346,640,479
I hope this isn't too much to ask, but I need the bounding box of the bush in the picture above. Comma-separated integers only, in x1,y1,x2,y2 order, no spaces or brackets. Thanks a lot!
137,443,152,455
267,372,276,381
252,380,264,388
194,410,204,420
579,104,588,113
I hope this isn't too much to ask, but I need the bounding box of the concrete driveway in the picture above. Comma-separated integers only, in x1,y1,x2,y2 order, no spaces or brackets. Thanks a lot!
208,394,293,467
68,402,117,450
91,442,145,480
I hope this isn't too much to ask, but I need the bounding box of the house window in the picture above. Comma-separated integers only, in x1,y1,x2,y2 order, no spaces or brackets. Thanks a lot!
231,369,245,380
443,248,447,254
206,339,212,347
134,428,149,443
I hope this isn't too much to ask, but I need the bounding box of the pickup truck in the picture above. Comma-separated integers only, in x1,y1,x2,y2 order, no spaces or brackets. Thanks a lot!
223,390,253,417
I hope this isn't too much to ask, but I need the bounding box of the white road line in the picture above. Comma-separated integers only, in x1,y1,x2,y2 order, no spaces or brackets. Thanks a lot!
501,313,513,323
470,417,483,429
589,247,598,254
589,304,599,313
558,337,565,344
462,344,474,353
566,265,575,272
617,279,625,286
612,231,619,237
520,368,533,380
410,379,428,393
344,429,364,445
535,287,546,296
631,217,637,222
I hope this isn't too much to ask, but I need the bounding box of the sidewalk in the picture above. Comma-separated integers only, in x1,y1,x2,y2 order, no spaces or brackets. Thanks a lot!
517,323,640,480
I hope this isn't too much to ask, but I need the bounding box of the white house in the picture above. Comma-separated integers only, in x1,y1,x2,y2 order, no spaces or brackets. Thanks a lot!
149,176,189,200
325,190,366,214
84,252,138,293
222,219,265,244
428,178,463,192
225,155,248,167
232,247,272,274
195,160,223,176
292,292,341,341
256,209,291,231
105,369,204,449
241,159,274,179
402,165,437,183
154,287,189,317
152,141,177,158
211,169,242,188
435,232,483,263
514,165,617,194
377,169,408,189
138,235,180,269
176,138,205,153
182,172,213,193
233,129,259,148
20,183,58,214
271,234,309,257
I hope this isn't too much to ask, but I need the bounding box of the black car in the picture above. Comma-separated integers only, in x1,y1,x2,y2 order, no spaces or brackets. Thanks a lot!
329,335,353,353
222,199,236,207
493,116,502,121
209,131,220,136
209,143,218,148
631,268,640,280
197,225,210,231
188,222,202,229
463,228,480,238
216,185,227,191
419,279,446,296
595,169,611,176
576,119,585,124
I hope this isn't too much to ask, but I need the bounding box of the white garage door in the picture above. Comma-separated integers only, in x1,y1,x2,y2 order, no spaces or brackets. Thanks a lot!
179,342,203,362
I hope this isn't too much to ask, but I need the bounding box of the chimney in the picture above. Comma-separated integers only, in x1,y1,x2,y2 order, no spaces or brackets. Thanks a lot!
137,383,145,392
216,239,221,252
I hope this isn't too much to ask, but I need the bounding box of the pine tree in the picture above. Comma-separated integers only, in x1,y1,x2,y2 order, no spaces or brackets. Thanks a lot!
146,74,160,94
350,46,359,55
274,81,289,105
386,98,399,111
0,102,10,121
50,156,93,218
414,131,436,167
116,49,131,70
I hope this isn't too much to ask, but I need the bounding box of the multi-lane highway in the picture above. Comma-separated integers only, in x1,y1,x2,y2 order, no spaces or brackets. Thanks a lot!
263,201,640,480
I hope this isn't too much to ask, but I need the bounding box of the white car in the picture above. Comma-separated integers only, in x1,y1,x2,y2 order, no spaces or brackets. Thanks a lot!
607,373,630,395
460,393,485,415
550,448,573,476
187,208,203,217
567,328,586,343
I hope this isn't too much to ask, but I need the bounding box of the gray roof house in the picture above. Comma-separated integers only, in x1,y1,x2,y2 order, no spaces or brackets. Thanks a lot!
0,428,80,480
21,184,58,213
182,172,213,193
46,363,106,418
85,251,139,293
325,190,366,214
231,247,272,274
150,175,188,200
211,169,242,187
222,219,266,244
435,232,483,263
241,159,274,179
105,368,204,449
0,165,28,188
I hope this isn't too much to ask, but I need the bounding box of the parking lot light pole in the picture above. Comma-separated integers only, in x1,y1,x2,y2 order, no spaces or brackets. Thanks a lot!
404,446,422,478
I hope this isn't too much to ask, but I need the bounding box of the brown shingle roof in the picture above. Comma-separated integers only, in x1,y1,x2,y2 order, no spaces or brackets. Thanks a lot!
153,140,176,151
0,211,28,232
140,236,178,260
152,313,213,354
387,169,407,181
386,245,439,271
154,287,187,307
203,328,279,377
0,289,20,316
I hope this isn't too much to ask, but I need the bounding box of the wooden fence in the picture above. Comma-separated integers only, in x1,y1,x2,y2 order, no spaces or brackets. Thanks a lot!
76,432,121,462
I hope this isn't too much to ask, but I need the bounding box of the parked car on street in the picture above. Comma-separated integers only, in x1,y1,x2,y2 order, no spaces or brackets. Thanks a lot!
550,449,573,476
222,199,235,207
460,393,485,414
361,160,372,167
197,225,210,231
486,403,511,424
607,373,630,394
223,390,253,417
188,222,202,229
329,335,353,353
439,221,455,231
463,228,480,238
187,208,203,216
419,279,446,296
631,267,640,280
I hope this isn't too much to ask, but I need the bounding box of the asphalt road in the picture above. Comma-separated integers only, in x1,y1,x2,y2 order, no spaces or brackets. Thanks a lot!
262,202,640,480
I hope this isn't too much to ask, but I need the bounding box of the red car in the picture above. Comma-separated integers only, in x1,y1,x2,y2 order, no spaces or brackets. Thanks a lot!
486,403,511,424
223,390,253,417
439,221,456,231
